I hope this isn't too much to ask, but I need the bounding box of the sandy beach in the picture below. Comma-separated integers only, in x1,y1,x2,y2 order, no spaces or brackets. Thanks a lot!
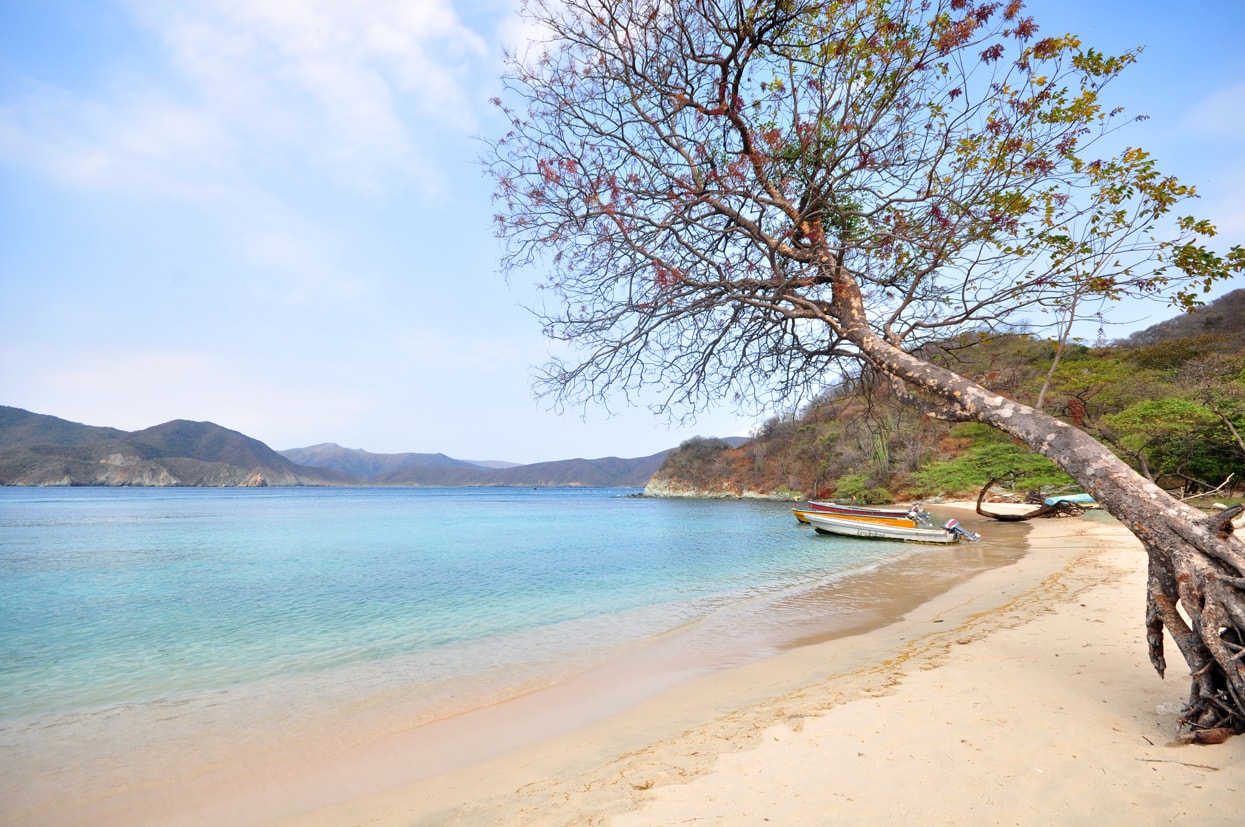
12,504,1242,826
275,506,1244,826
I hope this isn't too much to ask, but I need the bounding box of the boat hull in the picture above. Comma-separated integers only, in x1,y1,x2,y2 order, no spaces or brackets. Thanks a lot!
804,500,916,519
792,509,919,528
803,512,961,544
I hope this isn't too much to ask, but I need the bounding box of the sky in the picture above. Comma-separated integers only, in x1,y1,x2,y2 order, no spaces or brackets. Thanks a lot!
2,0,1242,464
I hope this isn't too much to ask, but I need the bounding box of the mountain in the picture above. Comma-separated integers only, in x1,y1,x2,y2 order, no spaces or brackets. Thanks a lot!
0,408,350,487
371,452,669,487
278,442,668,487
0,406,682,488
0,406,128,447
278,443,487,478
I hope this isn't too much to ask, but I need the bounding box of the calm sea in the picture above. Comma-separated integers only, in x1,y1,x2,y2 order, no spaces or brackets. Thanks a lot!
0,486,1023,823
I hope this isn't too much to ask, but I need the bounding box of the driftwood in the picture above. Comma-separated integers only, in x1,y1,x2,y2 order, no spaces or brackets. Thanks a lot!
975,478,1088,521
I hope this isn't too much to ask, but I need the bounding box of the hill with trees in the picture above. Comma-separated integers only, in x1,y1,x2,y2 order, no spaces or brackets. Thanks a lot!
647,289,1245,504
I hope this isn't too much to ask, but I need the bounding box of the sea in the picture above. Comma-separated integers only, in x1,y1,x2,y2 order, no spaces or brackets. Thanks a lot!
0,486,1026,824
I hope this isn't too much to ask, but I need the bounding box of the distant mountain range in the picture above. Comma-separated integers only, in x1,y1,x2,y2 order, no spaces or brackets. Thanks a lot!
0,406,705,488
278,443,518,478
277,441,670,487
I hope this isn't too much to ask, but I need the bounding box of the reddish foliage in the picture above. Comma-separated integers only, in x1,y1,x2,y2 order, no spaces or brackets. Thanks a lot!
1012,17,1038,40
937,18,979,53
975,3,999,23
1065,396,1087,428
537,157,560,184
1023,157,1056,175
1033,37,1065,59
653,262,682,289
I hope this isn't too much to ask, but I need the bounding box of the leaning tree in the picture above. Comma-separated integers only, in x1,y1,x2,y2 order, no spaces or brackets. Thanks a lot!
485,0,1245,738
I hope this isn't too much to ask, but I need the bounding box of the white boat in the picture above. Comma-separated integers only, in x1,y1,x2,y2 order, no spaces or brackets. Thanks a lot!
805,500,929,519
800,501,934,526
804,512,980,544
793,507,928,528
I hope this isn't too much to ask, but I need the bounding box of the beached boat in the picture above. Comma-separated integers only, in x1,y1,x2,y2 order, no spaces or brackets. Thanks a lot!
795,501,933,527
803,511,980,544
804,500,927,519
792,507,925,528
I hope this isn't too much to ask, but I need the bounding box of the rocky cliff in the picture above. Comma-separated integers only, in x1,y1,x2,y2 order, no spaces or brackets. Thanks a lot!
642,475,795,500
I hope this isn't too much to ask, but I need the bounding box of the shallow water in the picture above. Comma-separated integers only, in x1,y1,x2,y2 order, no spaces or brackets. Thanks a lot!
0,486,1026,825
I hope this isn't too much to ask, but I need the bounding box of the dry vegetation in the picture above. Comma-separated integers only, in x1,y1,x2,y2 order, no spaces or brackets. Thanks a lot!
652,291,1245,504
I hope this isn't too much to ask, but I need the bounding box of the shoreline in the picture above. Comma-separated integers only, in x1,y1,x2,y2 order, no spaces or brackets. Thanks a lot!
3,502,1022,826
14,503,1242,825
277,504,1245,825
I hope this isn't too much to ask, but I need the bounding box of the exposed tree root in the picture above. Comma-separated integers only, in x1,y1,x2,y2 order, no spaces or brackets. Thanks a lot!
1144,505,1245,739
973,478,1087,521
974,479,1245,740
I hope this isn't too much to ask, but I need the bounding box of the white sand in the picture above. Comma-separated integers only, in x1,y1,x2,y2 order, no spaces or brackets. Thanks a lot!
282,507,1244,826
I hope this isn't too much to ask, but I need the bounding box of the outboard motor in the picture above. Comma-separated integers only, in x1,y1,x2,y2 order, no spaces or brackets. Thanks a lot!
944,518,981,542
908,503,933,527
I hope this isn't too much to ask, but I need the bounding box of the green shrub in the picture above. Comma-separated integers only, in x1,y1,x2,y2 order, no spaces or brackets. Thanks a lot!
910,443,1074,497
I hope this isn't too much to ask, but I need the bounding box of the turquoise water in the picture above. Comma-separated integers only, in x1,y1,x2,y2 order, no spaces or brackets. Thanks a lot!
1,487,1027,825
0,486,941,722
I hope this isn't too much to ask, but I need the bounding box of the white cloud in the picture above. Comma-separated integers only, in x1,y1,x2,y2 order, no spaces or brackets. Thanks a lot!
125,0,492,195
1,0,494,203
1182,80,1245,142
0,0,510,313
0,79,242,198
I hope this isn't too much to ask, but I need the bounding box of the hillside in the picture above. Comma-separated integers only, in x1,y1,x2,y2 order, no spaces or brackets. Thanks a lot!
0,406,129,447
0,409,349,487
0,408,676,488
279,443,488,478
1122,288,1245,348
646,290,1245,502
371,452,669,487
277,442,668,487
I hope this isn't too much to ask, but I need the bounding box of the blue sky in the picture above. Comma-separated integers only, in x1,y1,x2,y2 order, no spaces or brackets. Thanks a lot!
2,0,1242,463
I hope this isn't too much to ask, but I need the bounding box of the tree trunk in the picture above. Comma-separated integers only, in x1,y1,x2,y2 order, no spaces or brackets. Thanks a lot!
850,323,1245,737
974,479,1086,521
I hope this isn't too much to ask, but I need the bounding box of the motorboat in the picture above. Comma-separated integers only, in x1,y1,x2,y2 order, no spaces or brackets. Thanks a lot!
803,511,980,544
